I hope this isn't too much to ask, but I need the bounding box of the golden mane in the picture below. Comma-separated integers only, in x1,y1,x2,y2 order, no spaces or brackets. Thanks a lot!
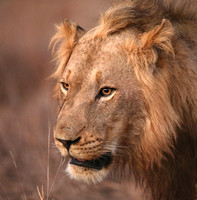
94,0,197,38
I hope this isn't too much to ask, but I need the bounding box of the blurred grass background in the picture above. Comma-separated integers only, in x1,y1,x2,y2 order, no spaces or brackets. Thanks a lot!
0,1,144,199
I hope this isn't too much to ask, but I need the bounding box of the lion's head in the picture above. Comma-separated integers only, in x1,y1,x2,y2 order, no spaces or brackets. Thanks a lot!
51,1,197,199
53,27,146,183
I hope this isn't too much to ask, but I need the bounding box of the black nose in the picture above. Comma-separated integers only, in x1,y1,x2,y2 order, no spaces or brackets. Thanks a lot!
56,137,81,151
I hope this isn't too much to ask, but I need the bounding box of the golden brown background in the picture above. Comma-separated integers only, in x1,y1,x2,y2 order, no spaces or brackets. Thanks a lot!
0,1,143,199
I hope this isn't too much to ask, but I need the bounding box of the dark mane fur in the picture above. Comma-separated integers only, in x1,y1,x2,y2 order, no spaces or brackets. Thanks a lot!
95,0,197,39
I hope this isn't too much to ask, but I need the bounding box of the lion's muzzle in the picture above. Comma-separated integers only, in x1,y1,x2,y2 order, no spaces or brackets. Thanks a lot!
55,135,112,171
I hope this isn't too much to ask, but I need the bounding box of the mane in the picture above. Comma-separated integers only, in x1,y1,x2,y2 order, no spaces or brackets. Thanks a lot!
94,0,197,38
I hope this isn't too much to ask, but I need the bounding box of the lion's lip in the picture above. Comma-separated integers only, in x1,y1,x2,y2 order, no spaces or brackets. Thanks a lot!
70,152,112,170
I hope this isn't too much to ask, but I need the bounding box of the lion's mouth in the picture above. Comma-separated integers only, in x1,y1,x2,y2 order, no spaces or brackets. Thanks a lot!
70,152,112,170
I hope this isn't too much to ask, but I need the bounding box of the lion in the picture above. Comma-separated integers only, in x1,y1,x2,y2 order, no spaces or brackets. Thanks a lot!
50,0,197,199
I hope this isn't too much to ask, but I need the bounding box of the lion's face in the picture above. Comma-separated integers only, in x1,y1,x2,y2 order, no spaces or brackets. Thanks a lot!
54,33,144,183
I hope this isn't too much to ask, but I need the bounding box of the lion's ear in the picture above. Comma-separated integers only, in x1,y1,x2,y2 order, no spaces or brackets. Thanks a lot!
141,19,174,55
126,19,174,75
50,19,86,78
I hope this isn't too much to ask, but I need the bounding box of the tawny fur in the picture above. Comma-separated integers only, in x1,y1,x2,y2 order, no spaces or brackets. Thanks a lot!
51,1,197,200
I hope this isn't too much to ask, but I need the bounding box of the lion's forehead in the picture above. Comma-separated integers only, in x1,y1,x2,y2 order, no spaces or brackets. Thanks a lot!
63,35,131,88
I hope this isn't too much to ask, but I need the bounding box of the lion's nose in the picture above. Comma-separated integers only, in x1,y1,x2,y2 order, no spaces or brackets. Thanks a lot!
56,137,81,151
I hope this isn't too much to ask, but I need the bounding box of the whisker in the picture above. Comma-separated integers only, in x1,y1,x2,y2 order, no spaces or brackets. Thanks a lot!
102,141,133,161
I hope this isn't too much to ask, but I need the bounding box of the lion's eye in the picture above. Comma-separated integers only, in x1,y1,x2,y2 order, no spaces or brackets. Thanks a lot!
100,88,114,97
61,82,69,91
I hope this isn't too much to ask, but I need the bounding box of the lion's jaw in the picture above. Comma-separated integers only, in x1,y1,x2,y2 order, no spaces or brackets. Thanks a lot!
66,160,110,184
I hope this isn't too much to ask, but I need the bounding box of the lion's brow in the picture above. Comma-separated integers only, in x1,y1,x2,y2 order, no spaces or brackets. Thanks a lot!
66,69,72,80
95,71,102,83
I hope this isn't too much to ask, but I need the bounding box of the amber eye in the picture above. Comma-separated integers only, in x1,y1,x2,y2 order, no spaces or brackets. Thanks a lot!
100,88,114,97
61,82,69,91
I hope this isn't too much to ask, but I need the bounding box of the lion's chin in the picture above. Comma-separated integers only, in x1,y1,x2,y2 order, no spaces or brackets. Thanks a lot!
65,152,112,184
66,163,110,184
